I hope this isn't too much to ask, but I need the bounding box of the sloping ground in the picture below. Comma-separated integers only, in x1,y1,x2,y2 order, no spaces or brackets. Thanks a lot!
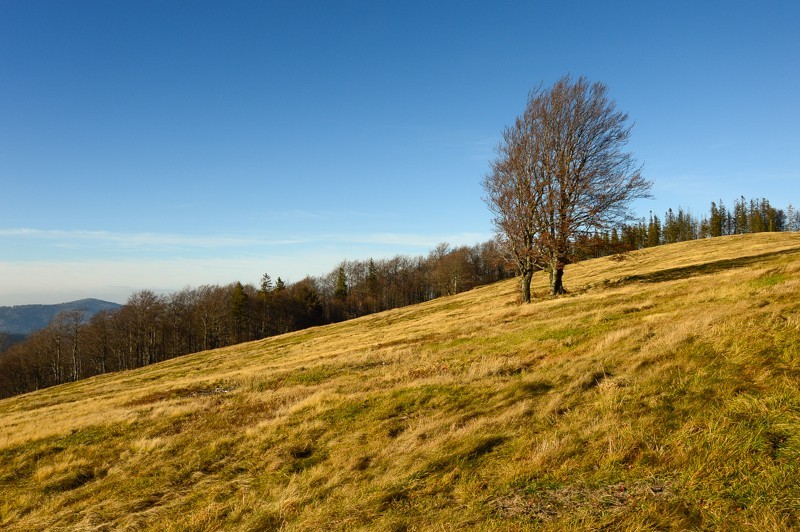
1,233,799,531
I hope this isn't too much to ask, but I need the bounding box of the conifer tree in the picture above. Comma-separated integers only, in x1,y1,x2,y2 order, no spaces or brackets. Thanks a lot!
663,208,679,244
718,200,731,235
749,198,764,233
258,273,273,337
367,259,379,296
677,208,697,242
734,196,748,234
759,198,778,232
676,209,687,241
260,273,273,295
709,202,723,237
647,212,661,247
699,217,710,239
334,267,348,301
786,204,800,231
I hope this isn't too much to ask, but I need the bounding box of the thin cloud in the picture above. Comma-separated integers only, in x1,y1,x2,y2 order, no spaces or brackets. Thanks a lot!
0,228,305,248
322,231,490,248
0,228,490,251
0,230,493,305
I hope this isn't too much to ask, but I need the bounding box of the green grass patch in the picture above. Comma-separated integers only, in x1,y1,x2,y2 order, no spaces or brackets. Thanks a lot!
752,271,788,288
284,366,336,386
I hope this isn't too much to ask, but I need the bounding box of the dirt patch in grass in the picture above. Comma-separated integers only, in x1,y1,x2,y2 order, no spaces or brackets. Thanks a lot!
126,383,235,406
492,478,675,522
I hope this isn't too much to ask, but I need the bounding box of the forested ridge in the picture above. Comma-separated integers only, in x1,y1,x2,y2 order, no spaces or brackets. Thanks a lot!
0,195,797,399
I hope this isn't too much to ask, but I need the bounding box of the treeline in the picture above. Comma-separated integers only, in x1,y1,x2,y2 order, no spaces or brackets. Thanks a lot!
1,196,796,399
0,241,512,398
576,196,799,258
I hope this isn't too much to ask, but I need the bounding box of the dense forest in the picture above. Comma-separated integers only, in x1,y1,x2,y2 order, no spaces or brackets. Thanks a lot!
0,241,511,398
0,196,797,399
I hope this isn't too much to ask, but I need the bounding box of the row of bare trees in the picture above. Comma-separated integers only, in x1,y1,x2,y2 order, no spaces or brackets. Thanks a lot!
0,241,512,398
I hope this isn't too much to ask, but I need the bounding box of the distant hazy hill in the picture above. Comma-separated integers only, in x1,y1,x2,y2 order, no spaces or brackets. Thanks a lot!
0,298,121,336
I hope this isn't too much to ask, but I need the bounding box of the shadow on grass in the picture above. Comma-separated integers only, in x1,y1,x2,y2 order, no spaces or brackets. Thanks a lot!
602,247,800,288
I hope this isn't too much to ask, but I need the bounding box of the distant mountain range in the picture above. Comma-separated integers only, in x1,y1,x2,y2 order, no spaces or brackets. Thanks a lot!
0,298,122,336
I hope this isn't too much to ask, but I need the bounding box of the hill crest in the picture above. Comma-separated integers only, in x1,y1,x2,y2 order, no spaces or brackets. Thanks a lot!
0,298,121,336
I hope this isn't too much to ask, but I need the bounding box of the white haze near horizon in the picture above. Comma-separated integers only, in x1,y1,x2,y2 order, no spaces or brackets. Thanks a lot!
0,230,490,306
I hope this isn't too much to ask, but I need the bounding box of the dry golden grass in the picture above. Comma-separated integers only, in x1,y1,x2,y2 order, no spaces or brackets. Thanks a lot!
1,233,800,530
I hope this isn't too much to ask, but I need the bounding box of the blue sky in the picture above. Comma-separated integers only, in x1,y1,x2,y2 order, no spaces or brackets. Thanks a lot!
1,1,798,305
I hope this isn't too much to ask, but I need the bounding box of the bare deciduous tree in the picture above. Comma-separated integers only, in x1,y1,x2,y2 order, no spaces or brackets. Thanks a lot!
484,75,651,301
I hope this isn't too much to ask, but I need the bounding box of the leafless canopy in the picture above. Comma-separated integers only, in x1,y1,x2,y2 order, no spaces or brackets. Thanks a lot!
483,75,651,300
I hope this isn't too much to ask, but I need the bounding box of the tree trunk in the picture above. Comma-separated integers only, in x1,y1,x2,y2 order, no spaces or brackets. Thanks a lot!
520,269,533,303
550,266,566,295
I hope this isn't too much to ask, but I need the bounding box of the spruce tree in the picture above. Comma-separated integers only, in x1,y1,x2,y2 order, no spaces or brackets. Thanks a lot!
260,273,273,295
734,196,748,234
749,198,764,233
258,273,273,337
664,209,678,244
786,204,799,231
699,217,710,239
647,213,661,247
335,267,348,301
760,198,777,232
709,202,723,237
718,200,730,235
367,259,379,296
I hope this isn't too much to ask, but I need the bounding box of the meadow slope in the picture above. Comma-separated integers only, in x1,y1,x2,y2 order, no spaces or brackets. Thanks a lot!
1,233,799,530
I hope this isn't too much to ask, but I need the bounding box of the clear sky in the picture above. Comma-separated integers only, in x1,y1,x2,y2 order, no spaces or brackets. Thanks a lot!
1,1,798,305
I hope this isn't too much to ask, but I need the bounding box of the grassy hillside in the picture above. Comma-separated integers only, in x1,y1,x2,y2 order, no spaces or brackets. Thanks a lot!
1,233,799,531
